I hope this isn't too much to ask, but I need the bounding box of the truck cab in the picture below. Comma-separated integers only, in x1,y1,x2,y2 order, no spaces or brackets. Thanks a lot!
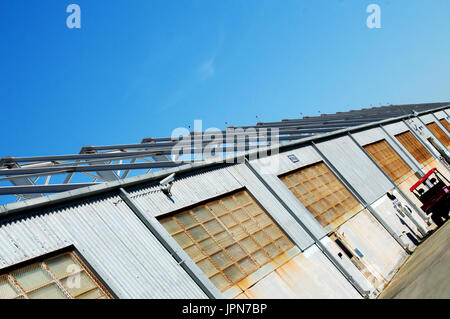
410,168,450,227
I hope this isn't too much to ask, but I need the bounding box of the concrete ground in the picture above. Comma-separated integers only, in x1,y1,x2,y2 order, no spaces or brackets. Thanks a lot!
379,220,450,299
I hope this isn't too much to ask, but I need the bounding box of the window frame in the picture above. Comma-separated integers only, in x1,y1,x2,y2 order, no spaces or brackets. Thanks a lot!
394,131,434,166
0,245,116,299
427,122,450,148
278,161,363,232
363,139,415,184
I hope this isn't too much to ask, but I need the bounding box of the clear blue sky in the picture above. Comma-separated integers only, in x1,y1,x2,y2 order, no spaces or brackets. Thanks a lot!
1,0,449,158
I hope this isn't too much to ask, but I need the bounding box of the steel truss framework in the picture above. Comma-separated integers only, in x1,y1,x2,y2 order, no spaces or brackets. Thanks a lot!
1,102,449,203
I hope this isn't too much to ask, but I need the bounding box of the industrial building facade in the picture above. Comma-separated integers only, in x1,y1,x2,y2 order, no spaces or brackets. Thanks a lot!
0,105,449,299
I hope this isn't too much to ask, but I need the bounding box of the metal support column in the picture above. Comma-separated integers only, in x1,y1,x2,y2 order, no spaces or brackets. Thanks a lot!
244,158,370,299
119,188,223,299
346,132,431,227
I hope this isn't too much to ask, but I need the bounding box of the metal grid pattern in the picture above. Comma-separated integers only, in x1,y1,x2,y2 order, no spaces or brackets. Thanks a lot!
0,252,112,299
279,162,362,229
395,131,433,165
439,119,450,132
363,140,413,183
427,122,450,148
158,190,294,292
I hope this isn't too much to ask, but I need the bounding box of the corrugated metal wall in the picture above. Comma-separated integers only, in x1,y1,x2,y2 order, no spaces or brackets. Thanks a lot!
383,121,410,137
434,111,448,120
0,195,207,299
419,114,436,125
250,145,323,176
125,163,364,298
127,166,242,218
1,108,449,299
247,142,413,297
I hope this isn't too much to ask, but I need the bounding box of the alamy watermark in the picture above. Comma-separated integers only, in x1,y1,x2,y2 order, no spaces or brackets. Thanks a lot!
64,4,381,30
170,120,281,174
65,263,82,290
366,4,381,29
66,4,81,29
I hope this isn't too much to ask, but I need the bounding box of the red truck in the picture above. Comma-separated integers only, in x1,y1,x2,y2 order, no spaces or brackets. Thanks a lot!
410,168,450,227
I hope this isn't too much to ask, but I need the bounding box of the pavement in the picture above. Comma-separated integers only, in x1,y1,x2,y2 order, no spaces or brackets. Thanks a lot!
379,220,450,299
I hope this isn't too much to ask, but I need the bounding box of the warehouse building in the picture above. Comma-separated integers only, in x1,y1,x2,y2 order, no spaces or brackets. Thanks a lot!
0,103,449,299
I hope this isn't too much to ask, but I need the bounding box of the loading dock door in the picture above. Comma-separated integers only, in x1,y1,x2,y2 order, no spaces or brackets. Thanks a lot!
427,122,450,148
363,140,424,210
395,131,433,167
158,189,296,297
363,140,414,184
279,162,363,233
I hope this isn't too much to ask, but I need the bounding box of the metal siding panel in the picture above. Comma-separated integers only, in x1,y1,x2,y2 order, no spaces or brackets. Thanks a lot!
95,199,203,298
315,135,393,204
419,114,434,124
383,122,410,137
70,201,153,298
352,127,386,146
434,111,447,119
45,207,135,298
57,204,139,298
250,145,322,176
0,194,207,299
0,227,19,266
0,222,31,263
128,167,242,218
